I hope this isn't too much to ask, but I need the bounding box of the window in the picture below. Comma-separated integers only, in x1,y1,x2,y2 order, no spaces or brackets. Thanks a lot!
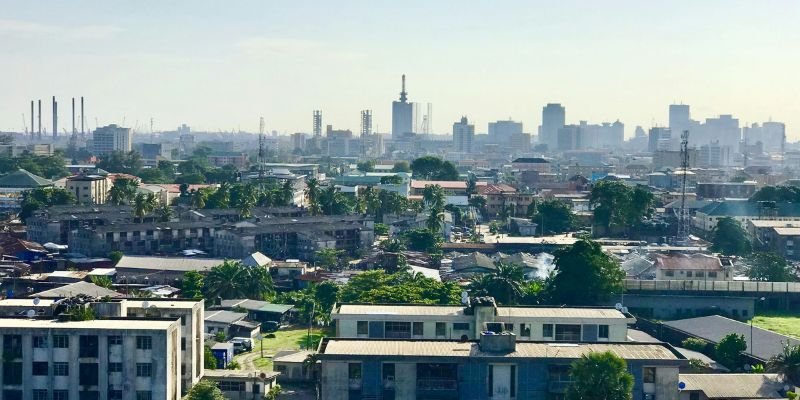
218,381,246,391
181,315,186,326
349,363,362,379
136,391,152,400
453,323,470,331
80,335,99,357
708,271,718,278
643,367,656,383
108,390,123,400
108,362,122,373
543,324,554,338
686,271,693,277
3,362,22,384
3,390,22,400
33,336,48,348
33,390,48,400
53,391,68,400
80,363,99,385
695,271,704,278
504,323,514,333
599,325,609,339
383,363,395,385
384,321,411,338
53,362,69,376
181,338,186,351
136,336,152,350
665,270,674,277
4,335,22,358
356,321,368,336
548,365,572,382
521,324,531,337
555,324,581,341
689,392,700,400
53,335,69,348
136,363,153,377
33,361,48,375
81,392,99,400
436,322,447,337
412,322,424,336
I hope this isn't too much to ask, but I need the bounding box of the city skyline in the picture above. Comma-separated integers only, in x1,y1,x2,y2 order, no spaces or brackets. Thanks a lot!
1,1,799,138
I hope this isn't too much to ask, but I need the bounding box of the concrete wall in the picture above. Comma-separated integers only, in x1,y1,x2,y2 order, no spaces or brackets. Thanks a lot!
607,294,754,320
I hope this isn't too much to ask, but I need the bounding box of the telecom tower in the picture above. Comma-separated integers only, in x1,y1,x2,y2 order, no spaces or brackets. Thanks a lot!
676,130,691,242
312,111,322,137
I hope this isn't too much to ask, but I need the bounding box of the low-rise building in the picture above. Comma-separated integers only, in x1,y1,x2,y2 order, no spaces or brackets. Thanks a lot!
0,169,53,212
318,336,686,400
678,373,788,400
653,254,730,281
115,256,226,284
331,299,633,342
511,157,551,173
202,370,279,400
694,200,800,232
696,181,758,200
66,172,111,205
760,226,800,259
480,184,534,218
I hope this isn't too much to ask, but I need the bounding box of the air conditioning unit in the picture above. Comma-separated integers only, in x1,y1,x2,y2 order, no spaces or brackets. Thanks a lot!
644,393,656,400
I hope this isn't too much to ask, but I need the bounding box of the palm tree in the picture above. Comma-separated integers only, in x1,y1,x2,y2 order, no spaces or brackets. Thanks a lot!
108,178,139,205
768,343,800,387
155,202,174,222
235,184,257,218
468,262,525,305
305,178,321,215
243,264,275,300
133,193,158,221
190,188,208,209
426,207,445,234
204,260,274,300
280,180,294,206
423,184,446,210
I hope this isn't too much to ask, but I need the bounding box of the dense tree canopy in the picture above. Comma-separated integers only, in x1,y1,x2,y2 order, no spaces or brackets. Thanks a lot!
19,187,76,221
0,150,70,179
590,181,654,235
391,161,411,173
711,217,751,256
402,228,442,252
548,239,625,306
468,263,527,305
531,200,574,234
747,252,795,282
567,352,634,400
715,333,747,370
410,156,460,181
97,150,144,175
339,270,461,305
768,343,800,386
203,261,275,300
186,380,225,400
750,185,800,202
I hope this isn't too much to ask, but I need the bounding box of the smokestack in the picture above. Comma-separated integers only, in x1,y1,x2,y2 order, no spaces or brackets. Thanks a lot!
37,100,41,139
52,96,57,138
80,97,85,137
71,97,76,136
30,101,34,138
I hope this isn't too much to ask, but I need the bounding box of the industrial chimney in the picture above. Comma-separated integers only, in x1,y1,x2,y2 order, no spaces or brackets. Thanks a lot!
52,96,58,138
30,101,34,138
71,97,76,136
37,100,42,139
80,97,85,138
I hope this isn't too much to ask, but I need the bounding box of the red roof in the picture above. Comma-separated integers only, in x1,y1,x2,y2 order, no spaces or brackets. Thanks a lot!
654,254,722,271
479,184,517,195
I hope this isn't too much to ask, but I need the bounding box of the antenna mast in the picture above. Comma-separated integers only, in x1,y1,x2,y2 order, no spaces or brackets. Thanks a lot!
677,130,691,242
258,130,266,179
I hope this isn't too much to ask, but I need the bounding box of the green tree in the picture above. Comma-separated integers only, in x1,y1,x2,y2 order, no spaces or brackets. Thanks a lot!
186,379,225,400
176,173,206,184
318,185,353,215
190,188,210,209
590,180,654,235
391,161,411,173
465,175,478,197
715,333,747,370
205,182,230,209
132,192,158,220
157,160,177,178
19,187,76,221
402,228,442,252
339,270,459,305
182,271,205,299
136,168,169,183
532,200,574,234
155,202,174,222
203,346,218,370
467,263,525,305
108,178,139,205
89,276,113,289
750,185,800,202
410,156,460,180
380,175,404,184
315,248,344,270
356,159,376,172
379,238,408,272
566,351,634,400
422,184,446,209
314,281,340,314
548,239,625,306
305,178,322,215
768,343,800,387
97,150,144,175
374,223,389,236
108,251,124,265
711,217,752,256
204,261,274,300
747,252,794,282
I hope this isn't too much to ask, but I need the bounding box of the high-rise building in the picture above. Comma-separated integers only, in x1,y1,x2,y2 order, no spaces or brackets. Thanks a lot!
703,114,740,150
669,104,691,134
648,127,671,152
313,110,322,137
557,125,581,151
292,132,306,151
488,119,523,144
540,103,566,150
391,75,416,140
92,124,132,155
452,116,475,153
744,121,786,153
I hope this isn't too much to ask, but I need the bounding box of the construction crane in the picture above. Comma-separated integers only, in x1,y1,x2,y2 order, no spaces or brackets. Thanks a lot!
21,113,27,135
676,130,691,242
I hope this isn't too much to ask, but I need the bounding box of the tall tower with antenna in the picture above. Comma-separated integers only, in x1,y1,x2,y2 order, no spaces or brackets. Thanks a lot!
676,130,691,242
392,74,414,140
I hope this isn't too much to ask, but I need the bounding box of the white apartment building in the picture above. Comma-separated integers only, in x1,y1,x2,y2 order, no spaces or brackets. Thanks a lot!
0,318,181,400
92,124,132,155
331,302,633,342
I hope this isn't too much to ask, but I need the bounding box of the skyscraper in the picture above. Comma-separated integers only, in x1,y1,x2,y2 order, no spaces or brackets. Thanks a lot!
391,75,416,140
313,110,322,137
452,116,475,153
92,124,132,155
488,119,523,144
540,103,565,150
669,104,690,134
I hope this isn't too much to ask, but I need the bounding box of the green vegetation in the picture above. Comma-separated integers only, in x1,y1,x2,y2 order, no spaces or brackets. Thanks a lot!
681,337,710,352
234,327,328,371
746,252,795,282
339,270,461,304
356,159,376,172
97,150,144,175
715,333,747,370
548,239,625,306
711,217,751,256
19,187,76,221
314,248,344,271
567,351,634,400
0,150,70,179
204,346,217,370
181,271,205,299
750,185,800,202
768,343,800,386
402,228,442,252
468,263,527,305
590,180,655,235
751,312,800,339
391,161,411,173
108,177,140,206
203,260,275,300
410,156,460,181
185,379,226,400
531,200,574,234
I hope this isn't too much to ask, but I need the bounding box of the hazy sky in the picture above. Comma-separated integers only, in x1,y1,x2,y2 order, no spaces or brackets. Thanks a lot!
2,1,800,138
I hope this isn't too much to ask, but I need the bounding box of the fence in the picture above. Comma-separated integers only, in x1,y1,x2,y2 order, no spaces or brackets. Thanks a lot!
625,279,800,293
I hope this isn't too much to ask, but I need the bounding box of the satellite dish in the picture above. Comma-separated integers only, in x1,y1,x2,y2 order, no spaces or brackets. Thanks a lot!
621,307,629,314
678,382,686,390
142,301,150,309
26,310,36,318
33,297,41,306
614,303,623,311
460,291,469,305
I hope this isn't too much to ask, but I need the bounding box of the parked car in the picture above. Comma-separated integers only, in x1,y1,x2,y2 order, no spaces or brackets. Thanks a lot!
229,337,252,354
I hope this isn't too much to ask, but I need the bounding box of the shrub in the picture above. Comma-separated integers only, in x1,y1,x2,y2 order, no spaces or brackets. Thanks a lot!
682,337,709,352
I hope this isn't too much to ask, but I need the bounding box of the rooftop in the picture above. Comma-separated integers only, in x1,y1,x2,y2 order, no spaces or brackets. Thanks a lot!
115,255,225,272
663,315,800,360
333,304,628,319
320,339,683,360
679,373,784,399
0,169,53,188
0,317,176,330
771,227,800,236
32,281,123,298
512,157,549,164
653,253,722,271
698,201,800,217
410,180,488,190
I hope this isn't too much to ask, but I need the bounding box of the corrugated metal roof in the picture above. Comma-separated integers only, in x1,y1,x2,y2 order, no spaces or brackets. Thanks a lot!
334,304,626,319
322,340,681,360
116,255,225,272
336,304,466,317
680,374,783,399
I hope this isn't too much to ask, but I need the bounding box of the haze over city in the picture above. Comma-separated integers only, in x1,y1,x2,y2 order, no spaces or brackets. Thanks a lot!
2,0,800,137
